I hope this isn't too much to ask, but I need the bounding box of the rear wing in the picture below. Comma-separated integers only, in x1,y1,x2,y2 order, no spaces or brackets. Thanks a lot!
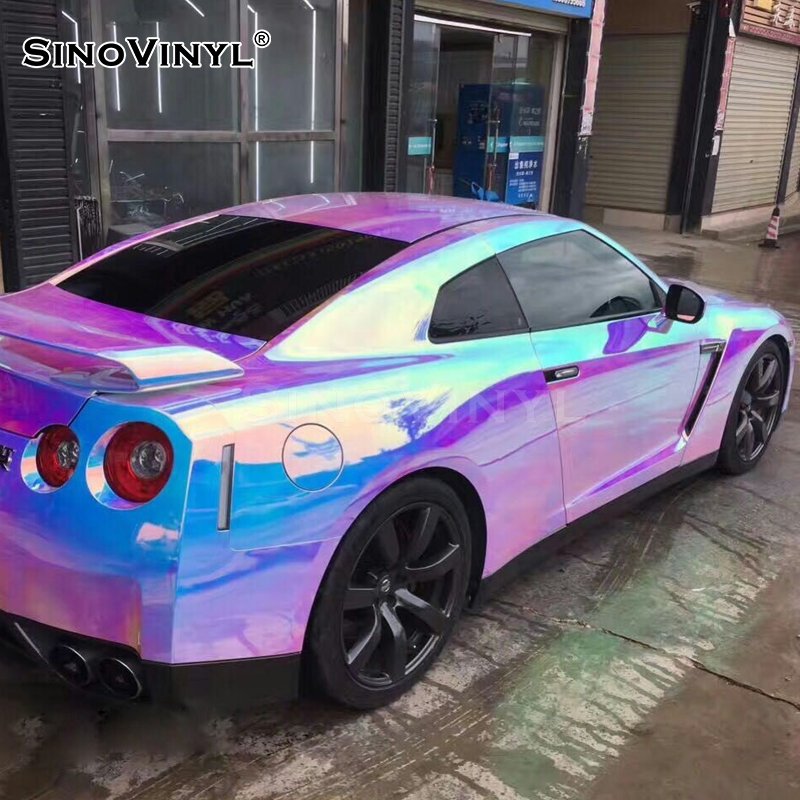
0,335,243,394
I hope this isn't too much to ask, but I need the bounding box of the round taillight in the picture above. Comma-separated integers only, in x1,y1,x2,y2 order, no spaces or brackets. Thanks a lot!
104,423,173,503
36,426,80,487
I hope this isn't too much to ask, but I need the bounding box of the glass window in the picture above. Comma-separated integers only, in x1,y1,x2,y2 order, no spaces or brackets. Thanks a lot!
429,258,527,342
246,0,336,131
499,231,663,332
107,142,236,238
58,216,405,343
253,141,335,201
488,32,555,208
100,0,236,130
405,20,440,194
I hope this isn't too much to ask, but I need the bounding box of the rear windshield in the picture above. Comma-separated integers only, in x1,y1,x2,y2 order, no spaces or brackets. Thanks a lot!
58,215,406,342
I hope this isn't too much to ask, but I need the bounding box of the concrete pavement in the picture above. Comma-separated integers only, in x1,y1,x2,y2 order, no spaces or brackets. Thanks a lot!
2,231,800,800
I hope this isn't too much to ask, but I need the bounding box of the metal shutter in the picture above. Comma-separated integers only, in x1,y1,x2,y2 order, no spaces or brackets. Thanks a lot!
586,34,688,213
0,0,75,289
712,37,799,214
788,109,800,200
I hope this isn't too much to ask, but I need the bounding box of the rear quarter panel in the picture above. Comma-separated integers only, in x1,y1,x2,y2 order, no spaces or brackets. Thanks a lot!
0,395,193,663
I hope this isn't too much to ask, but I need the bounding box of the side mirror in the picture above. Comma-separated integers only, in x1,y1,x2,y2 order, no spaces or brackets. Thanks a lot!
665,284,705,324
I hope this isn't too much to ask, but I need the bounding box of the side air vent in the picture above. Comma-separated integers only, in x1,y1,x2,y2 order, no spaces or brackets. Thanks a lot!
685,341,726,435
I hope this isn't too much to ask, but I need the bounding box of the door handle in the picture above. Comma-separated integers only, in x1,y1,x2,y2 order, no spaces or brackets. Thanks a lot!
545,365,580,383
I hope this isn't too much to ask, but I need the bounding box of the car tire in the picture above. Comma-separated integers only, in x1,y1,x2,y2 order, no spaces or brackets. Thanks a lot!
718,340,786,475
307,476,471,709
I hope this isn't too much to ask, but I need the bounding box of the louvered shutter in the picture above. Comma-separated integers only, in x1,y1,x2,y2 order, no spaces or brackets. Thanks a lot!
713,36,799,213
586,34,688,213
0,0,76,289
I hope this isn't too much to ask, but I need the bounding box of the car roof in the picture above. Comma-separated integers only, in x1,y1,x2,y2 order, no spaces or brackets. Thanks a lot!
231,192,547,243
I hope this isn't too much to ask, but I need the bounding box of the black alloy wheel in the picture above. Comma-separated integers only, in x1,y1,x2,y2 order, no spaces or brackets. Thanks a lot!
309,477,471,709
342,502,462,687
719,340,786,475
736,351,783,463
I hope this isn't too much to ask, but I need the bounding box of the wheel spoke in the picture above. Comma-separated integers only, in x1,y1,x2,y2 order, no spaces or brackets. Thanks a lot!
754,390,780,409
742,420,756,459
755,358,778,393
405,543,461,583
395,588,448,634
735,412,749,444
345,586,378,611
346,606,382,673
380,603,408,682
406,505,440,565
374,518,400,568
750,410,766,445
746,363,761,393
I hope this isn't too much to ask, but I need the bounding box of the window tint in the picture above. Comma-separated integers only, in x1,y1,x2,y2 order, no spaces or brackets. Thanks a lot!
429,258,527,341
58,216,405,343
499,231,662,331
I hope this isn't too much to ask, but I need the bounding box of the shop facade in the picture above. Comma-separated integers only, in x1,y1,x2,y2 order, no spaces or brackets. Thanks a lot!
705,0,800,231
1,0,368,289
0,0,601,290
584,0,693,230
398,0,596,213
582,0,800,235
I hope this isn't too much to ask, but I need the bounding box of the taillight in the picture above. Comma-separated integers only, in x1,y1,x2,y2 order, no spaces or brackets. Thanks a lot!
104,423,173,503
36,426,80,487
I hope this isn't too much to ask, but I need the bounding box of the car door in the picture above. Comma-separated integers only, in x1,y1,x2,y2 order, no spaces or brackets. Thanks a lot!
497,229,702,523
426,255,567,571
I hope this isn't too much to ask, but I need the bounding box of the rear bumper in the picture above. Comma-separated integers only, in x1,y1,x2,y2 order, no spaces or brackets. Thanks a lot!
0,611,300,709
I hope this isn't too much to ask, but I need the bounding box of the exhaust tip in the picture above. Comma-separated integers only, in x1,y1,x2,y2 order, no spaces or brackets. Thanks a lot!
97,657,143,700
50,644,92,687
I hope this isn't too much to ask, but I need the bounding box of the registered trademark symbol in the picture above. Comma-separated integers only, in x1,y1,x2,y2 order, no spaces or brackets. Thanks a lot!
253,29,271,48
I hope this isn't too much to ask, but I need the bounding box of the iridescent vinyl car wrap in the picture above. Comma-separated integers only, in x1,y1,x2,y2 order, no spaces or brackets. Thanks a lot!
0,194,793,704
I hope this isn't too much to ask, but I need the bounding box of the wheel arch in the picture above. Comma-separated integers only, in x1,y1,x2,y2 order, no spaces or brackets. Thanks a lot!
767,332,793,417
299,465,488,672
767,333,791,381
411,466,488,604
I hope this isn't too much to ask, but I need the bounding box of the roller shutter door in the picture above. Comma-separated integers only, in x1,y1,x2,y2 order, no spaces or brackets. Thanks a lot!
712,37,799,213
586,35,688,213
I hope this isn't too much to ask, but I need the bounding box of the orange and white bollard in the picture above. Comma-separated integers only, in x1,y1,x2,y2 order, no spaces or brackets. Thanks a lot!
759,206,781,249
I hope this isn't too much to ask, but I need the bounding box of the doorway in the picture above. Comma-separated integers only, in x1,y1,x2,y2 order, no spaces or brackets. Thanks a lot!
405,15,558,210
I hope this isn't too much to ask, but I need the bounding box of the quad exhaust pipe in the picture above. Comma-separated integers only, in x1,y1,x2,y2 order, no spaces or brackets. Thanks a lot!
50,644,92,688
97,657,143,700
49,643,143,700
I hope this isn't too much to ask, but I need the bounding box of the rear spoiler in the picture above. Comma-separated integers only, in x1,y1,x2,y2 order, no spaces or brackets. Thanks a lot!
0,336,243,394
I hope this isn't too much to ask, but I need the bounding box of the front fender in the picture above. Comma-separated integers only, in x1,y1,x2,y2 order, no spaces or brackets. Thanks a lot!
682,304,794,463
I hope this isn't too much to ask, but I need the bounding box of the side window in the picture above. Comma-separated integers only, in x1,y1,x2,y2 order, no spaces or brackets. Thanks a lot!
429,257,527,342
499,231,663,331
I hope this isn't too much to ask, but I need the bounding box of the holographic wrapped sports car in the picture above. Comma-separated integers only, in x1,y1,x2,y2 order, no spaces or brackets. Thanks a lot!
0,194,793,709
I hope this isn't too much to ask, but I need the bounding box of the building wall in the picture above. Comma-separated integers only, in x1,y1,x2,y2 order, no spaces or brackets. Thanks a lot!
604,0,691,36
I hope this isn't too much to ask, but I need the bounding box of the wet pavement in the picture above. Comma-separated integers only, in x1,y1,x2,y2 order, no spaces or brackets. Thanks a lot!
2,231,800,800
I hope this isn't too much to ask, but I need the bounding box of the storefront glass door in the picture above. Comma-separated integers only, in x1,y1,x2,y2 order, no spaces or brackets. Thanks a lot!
406,16,556,210
405,21,441,195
